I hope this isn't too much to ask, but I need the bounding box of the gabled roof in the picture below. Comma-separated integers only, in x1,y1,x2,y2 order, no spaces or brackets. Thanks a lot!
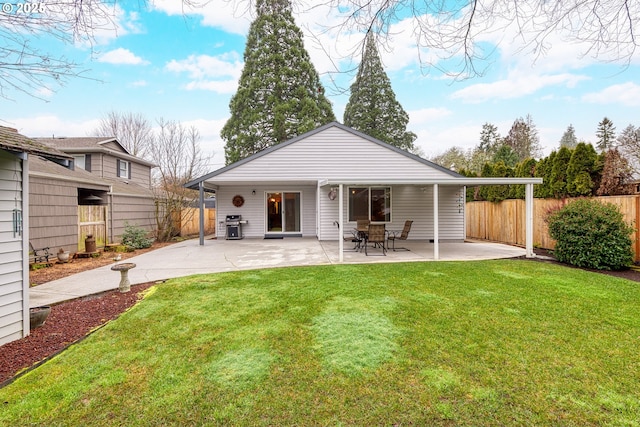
186,122,462,189
0,126,71,161
36,136,126,152
35,136,157,168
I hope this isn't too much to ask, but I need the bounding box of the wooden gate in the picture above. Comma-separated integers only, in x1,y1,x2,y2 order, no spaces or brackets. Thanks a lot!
78,205,107,252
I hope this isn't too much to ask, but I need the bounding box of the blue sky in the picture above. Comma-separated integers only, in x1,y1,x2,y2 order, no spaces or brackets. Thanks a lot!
1,0,639,171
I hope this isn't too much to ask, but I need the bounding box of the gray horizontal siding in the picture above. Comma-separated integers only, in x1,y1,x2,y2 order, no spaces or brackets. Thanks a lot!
318,184,465,241
213,127,456,183
111,194,155,241
0,150,25,346
102,155,151,188
29,176,79,253
215,185,317,238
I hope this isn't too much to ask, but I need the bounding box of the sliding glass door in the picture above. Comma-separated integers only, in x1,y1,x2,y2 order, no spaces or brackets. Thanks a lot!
266,192,301,234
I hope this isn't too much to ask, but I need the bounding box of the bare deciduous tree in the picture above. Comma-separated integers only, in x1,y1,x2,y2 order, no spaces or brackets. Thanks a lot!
151,118,211,241
0,0,121,99
92,111,154,158
305,0,639,78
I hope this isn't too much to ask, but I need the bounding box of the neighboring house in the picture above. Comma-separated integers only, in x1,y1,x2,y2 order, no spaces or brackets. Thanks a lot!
0,126,71,345
186,122,541,261
31,136,157,252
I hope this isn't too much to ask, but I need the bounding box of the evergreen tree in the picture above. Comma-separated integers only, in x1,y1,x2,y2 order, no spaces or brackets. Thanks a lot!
512,158,537,199
566,142,598,196
550,146,572,198
503,114,541,161
595,117,616,152
221,0,335,164
559,124,578,148
534,154,553,198
479,122,501,154
492,144,518,167
343,33,417,152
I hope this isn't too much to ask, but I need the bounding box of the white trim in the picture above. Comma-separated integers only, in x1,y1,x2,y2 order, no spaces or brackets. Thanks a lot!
22,154,29,337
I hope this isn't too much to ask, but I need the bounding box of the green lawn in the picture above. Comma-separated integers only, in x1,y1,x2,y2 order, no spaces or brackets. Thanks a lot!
2,260,639,426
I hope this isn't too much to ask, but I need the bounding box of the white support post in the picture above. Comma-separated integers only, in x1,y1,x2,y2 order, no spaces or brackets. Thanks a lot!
199,181,205,246
433,184,439,260
525,183,534,258
338,184,344,263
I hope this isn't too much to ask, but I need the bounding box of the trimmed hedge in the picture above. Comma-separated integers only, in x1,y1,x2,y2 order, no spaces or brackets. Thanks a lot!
547,199,634,270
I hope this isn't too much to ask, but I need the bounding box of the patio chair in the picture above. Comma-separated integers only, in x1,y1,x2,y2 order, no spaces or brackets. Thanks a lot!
30,242,52,263
334,221,362,251
365,224,387,256
356,219,370,232
388,220,413,251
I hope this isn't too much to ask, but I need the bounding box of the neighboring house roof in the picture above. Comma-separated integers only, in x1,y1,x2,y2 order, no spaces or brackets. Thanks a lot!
30,155,154,198
35,136,157,168
0,126,72,161
186,122,464,190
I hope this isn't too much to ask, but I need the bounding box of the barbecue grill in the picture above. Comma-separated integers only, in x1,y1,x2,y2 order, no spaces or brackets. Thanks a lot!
225,214,247,240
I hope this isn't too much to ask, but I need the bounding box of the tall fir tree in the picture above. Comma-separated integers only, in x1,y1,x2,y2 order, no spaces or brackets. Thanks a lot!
559,124,578,148
595,117,616,152
479,122,501,154
343,33,417,152
221,0,335,164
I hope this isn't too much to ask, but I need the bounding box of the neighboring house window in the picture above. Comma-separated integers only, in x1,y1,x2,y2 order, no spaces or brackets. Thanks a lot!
117,159,131,179
73,155,85,170
348,187,391,222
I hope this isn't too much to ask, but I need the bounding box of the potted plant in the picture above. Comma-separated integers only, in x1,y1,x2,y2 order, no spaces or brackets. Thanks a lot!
57,248,70,263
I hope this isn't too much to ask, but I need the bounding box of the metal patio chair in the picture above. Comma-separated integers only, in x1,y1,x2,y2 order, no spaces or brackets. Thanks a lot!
365,223,387,256
388,220,413,251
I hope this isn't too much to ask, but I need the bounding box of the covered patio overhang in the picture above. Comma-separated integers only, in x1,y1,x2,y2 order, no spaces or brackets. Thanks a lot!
320,177,542,262
190,176,542,262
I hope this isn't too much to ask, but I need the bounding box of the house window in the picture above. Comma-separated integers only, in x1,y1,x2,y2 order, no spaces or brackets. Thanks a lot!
73,155,85,170
117,159,130,179
348,187,391,222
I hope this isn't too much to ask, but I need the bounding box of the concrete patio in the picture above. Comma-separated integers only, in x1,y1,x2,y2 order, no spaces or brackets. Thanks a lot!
30,237,526,308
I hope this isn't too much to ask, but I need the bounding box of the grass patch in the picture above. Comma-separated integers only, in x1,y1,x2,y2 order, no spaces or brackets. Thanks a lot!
2,260,640,425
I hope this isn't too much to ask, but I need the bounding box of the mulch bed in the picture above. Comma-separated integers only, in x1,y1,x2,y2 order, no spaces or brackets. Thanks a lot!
0,283,154,387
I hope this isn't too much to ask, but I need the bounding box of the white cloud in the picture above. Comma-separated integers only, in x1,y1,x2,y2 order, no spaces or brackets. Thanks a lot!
409,107,452,124
451,72,589,103
166,53,243,93
130,80,148,87
582,82,640,107
150,0,251,34
98,48,149,65
90,6,144,45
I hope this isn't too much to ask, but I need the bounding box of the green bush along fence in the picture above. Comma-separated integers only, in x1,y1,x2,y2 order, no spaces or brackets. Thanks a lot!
466,195,640,262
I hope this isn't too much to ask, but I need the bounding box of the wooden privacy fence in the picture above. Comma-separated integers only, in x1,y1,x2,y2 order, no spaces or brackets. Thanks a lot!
177,208,216,236
78,205,107,251
466,196,640,262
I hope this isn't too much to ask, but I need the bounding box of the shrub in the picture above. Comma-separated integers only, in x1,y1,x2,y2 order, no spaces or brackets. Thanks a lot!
121,223,153,249
547,199,634,270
